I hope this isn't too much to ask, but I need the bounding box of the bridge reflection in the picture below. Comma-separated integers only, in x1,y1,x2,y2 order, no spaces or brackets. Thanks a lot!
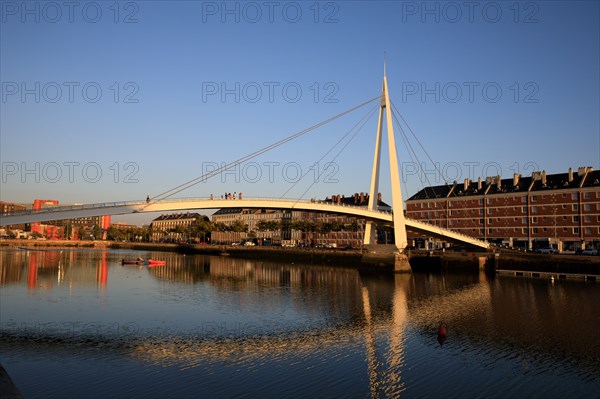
2,249,598,393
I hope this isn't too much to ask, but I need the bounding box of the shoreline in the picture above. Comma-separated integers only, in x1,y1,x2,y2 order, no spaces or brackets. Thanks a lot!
1,239,598,276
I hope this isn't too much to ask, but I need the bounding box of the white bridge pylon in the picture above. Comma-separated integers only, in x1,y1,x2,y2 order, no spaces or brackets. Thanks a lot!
0,197,489,249
364,71,408,251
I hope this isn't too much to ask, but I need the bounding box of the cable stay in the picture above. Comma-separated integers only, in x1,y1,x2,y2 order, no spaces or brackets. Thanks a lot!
283,103,380,206
145,95,381,206
390,101,483,233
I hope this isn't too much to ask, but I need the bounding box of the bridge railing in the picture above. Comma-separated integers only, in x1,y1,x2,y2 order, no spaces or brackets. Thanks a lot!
142,197,394,215
0,200,146,217
1,197,394,217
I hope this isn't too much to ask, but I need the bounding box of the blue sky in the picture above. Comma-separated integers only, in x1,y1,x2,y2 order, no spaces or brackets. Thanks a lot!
1,1,599,224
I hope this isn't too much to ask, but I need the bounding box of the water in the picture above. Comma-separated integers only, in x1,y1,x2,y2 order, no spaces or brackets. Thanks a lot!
1,248,599,398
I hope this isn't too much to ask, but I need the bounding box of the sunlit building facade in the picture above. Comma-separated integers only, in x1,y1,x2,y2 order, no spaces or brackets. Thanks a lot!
406,167,600,251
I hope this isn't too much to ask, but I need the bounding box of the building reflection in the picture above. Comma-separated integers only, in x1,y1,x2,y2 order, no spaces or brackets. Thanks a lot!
0,249,112,290
2,249,599,390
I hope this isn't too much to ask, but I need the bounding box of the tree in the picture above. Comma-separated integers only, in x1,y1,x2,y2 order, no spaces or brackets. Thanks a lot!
190,216,212,242
229,220,248,233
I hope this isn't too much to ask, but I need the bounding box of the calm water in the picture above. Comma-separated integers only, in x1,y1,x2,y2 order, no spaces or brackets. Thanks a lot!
1,248,599,398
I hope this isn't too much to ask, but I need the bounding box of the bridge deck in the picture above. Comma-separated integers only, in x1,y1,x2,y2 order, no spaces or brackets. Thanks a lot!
0,197,489,249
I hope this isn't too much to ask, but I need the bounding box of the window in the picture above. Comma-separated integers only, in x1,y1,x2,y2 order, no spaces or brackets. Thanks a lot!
522,196,527,203
573,227,579,234
479,219,484,224
572,193,577,200
533,228,538,234
532,195,537,201
488,209,493,214
486,198,491,205
488,228,493,234
572,204,579,211
522,228,526,234
543,228,548,232
449,210,453,216
584,192,590,199
585,216,591,223
532,217,538,223
563,228,567,232
585,227,592,235
562,205,567,210
573,216,579,222
480,209,484,215
522,217,527,224
584,204,591,211
563,216,567,221
522,206,526,213
488,218,493,224
532,206,538,213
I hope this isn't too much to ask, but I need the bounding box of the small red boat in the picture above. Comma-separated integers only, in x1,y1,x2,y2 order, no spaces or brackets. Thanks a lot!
121,258,166,266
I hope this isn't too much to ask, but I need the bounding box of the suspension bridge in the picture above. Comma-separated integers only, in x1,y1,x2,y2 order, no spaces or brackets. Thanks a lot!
0,70,491,260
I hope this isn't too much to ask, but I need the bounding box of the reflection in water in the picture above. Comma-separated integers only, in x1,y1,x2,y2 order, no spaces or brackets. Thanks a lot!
437,322,447,347
1,249,599,398
1,248,112,290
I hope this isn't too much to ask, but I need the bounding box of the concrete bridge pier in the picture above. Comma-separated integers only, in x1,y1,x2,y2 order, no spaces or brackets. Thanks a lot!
394,253,411,273
362,244,412,272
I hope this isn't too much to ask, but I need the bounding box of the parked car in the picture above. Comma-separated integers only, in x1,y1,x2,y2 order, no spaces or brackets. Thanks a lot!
581,248,599,256
536,248,558,254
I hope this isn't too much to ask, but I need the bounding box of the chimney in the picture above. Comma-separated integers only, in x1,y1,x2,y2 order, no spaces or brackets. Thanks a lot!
359,192,365,203
513,173,520,187
568,167,574,182
496,175,501,190
477,177,482,190
377,193,382,202
541,170,547,185
578,166,586,176
354,193,358,204
463,179,469,191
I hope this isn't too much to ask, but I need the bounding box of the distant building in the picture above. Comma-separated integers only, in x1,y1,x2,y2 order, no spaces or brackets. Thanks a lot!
211,208,303,245
0,201,28,231
151,212,202,242
211,192,391,248
406,167,600,251
29,199,110,240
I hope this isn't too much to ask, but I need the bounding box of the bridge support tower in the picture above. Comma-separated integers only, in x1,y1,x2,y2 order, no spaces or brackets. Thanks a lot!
363,70,410,271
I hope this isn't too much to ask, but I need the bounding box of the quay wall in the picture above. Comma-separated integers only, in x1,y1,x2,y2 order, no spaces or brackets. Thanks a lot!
1,240,598,275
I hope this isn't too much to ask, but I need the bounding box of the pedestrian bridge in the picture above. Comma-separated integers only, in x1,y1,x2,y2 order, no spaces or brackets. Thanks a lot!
1,71,493,251
0,197,490,249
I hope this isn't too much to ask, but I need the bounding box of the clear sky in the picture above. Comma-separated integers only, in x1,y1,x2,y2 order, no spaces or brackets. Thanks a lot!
1,1,599,224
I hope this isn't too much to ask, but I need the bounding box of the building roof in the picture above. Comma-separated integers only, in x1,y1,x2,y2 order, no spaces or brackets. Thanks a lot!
407,168,600,201
212,208,244,216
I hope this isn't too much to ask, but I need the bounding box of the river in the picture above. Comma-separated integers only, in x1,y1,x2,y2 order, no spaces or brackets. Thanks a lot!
1,248,599,398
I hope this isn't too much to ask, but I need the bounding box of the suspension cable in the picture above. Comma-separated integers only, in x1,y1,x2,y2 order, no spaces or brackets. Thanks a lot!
292,103,379,206
146,95,380,205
